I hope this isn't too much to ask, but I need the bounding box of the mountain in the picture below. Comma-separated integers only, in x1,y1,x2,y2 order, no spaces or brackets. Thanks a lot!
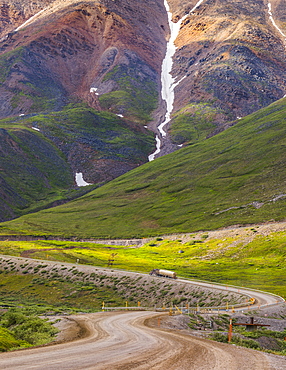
2,97,286,238
0,0,286,224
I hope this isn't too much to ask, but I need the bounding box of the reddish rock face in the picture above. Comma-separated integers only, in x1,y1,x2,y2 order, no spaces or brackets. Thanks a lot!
0,0,167,118
0,0,55,37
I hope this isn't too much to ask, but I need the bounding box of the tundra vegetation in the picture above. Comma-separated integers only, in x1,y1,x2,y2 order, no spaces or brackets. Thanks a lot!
1,98,286,238
205,315,286,356
0,307,59,352
0,256,244,310
0,103,154,220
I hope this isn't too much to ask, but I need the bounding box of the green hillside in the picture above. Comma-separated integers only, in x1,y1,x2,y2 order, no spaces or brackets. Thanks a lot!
1,98,286,238
0,104,154,221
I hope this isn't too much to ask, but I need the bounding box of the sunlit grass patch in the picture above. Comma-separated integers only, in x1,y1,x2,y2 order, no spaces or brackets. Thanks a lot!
0,227,285,297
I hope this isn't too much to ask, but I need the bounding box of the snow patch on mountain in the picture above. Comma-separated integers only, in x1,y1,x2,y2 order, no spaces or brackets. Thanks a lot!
75,173,92,187
90,87,99,95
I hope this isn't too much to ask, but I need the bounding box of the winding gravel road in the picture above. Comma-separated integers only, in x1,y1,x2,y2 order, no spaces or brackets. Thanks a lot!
0,254,284,369
0,311,275,370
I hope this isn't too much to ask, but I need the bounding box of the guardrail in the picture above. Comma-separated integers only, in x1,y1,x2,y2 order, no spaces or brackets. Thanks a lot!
101,296,258,314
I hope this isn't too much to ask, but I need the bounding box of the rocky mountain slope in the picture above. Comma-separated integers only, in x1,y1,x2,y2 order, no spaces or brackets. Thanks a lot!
0,0,54,37
1,0,285,140
0,0,285,223
0,0,166,119
166,0,286,144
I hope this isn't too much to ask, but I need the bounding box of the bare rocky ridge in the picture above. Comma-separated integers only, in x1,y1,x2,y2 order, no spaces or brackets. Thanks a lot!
0,0,55,37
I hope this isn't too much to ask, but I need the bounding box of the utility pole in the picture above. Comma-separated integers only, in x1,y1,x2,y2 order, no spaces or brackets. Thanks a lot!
228,318,233,343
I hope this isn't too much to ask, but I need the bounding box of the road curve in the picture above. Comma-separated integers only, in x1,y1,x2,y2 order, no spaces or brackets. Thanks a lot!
0,311,274,370
0,254,284,311
177,278,284,310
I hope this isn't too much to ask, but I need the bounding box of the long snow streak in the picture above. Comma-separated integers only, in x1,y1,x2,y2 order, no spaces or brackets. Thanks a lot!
15,8,48,32
148,136,161,162
268,3,286,41
158,0,183,138
148,0,204,161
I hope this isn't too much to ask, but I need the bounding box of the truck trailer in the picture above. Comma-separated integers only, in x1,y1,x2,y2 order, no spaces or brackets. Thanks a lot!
149,269,177,279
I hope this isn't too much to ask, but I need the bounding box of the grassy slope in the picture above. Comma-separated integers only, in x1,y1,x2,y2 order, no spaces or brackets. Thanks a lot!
0,326,29,352
0,117,74,220
99,63,158,124
169,102,222,145
1,97,285,238
19,104,154,164
0,271,124,310
0,104,154,220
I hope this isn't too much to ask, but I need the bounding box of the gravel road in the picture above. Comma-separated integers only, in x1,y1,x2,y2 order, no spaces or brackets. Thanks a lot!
0,311,277,369
177,278,284,310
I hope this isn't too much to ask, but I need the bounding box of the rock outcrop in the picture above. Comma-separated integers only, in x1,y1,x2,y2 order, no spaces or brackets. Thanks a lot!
0,0,167,119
